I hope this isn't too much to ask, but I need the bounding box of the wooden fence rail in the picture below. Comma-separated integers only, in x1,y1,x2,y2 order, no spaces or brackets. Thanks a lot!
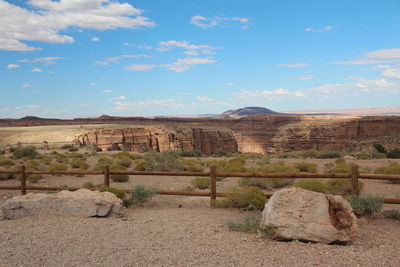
1,165,400,205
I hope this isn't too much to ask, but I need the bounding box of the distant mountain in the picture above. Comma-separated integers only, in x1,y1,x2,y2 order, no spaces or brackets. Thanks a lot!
220,107,281,118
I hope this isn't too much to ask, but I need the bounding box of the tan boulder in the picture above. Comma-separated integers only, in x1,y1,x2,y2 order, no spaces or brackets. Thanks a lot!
261,187,358,244
1,189,122,219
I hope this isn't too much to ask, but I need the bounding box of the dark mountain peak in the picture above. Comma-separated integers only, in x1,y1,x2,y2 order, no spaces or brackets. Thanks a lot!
221,107,281,118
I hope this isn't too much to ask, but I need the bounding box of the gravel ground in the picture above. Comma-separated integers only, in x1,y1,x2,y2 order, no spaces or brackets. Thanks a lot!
1,194,400,267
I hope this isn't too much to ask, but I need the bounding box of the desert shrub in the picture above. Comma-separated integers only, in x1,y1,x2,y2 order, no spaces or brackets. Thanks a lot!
191,177,210,189
185,164,204,172
326,179,364,195
82,181,95,189
134,160,146,171
375,163,400,184
278,152,297,159
227,213,261,233
0,158,15,168
387,148,400,158
61,144,72,150
295,179,327,193
13,146,37,159
347,195,383,217
100,186,125,199
215,186,267,211
256,157,270,166
26,160,40,170
49,163,68,171
38,155,52,165
259,161,297,188
68,147,79,152
317,150,341,159
356,146,386,160
129,185,156,206
54,154,69,164
111,174,129,182
70,158,85,168
213,151,233,157
239,178,273,190
67,152,85,159
27,174,43,183
294,162,317,173
241,153,264,160
325,158,354,173
179,150,202,157
115,157,132,168
299,149,319,158
374,144,387,154
140,151,184,171
383,210,400,220
94,157,114,170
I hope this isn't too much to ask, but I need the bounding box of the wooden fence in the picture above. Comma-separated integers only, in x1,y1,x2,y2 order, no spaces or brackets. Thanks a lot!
1,165,400,206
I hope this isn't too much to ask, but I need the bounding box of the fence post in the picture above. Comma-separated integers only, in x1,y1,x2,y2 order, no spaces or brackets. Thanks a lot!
210,166,217,207
20,165,26,195
104,165,110,187
351,165,359,196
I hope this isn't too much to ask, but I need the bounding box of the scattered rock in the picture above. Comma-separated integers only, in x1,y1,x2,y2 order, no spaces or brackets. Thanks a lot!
1,189,122,219
261,187,358,244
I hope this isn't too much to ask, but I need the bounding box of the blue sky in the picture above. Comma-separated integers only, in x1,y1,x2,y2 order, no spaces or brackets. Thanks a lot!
1,0,400,118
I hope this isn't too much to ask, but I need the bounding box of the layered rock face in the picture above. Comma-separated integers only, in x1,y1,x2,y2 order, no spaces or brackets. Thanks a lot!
1,189,123,219
261,188,358,244
77,127,238,155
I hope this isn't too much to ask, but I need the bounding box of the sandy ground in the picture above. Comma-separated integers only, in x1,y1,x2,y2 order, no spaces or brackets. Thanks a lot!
1,194,400,267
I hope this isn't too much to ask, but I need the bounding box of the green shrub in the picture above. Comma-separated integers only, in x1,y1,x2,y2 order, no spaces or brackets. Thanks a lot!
68,147,79,152
295,179,327,193
27,174,43,183
94,157,114,170
241,153,264,160
294,162,317,173
254,161,296,189
180,150,202,157
387,148,400,158
299,149,319,158
111,174,129,182
13,146,37,159
49,163,68,171
115,157,132,168
27,160,40,170
128,153,143,160
326,179,364,195
374,144,387,154
325,158,354,173
186,164,203,172
134,160,146,171
38,155,52,165
317,150,341,159
61,144,72,149
191,177,210,189
100,186,125,199
216,186,267,211
70,158,88,169
140,151,184,171
375,163,400,184
238,178,272,190
347,195,383,217
82,181,95,189
227,213,261,233
129,185,156,206
0,158,15,168
383,209,400,220
67,152,85,159
213,151,233,157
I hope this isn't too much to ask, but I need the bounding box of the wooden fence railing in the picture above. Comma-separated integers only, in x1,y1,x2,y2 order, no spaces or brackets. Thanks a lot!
1,166,400,206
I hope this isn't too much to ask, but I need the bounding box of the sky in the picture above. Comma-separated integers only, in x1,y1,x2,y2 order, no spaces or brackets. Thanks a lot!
1,0,400,118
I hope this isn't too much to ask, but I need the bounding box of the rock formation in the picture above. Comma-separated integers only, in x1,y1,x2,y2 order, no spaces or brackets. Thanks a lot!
1,189,123,219
260,187,358,244
77,127,238,155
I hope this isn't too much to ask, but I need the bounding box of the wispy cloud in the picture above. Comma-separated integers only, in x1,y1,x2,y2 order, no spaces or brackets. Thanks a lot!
102,89,113,93
197,96,215,102
330,48,400,65
30,68,43,72
305,25,334,32
190,15,250,29
0,0,155,51
21,83,32,88
6,64,19,69
277,63,309,68
96,54,152,65
124,64,157,71
111,96,127,101
159,40,216,50
113,99,183,111
163,57,216,72
91,37,100,42
33,57,65,66
298,75,314,80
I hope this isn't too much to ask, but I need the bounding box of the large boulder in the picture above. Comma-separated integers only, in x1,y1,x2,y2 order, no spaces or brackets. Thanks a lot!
1,189,123,219
261,187,358,244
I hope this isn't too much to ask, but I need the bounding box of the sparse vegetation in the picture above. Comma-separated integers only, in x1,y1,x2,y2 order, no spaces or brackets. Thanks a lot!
100,186,125,199
82,181,96,189
0,158,15,168
140,151,184,171
347,195,383,217
294,162,317,173
179,149,202,157
387,148,400,158
375,163,400,184
13,146,37,159
326,178,364,195
316,150,341,159
191,177,210,189
215,186,267,210
227,213,261,233
295,179,327,193
27,174,43,183
383,210,400,220
61,144,73,150
49,163,68,172
128,185,156,206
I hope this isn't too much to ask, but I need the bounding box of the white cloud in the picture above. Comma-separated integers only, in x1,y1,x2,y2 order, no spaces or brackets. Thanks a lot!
138,45,152,50
298,75,314,80
190,15,250,29
81,104,92,107
95,61,109,65
374,65,391,69
331,48,400,65
0,0,155,51
1,107,10,112
15,105,39,110
177,92,192,96
227,82,235,86
382,67,400,79
184,50,199,56
156,47,170,52
277,63,309,68
33,56,64,65
6,64,19,69
89,82,96,86
202,49,215,55
21,83,32,88
234,88,291,100
91,36,100,42
102,89,112,93
98,54,152,65
30,68,43,72
197,96,215,102
124,64,157,71
305,25,334,32
159,40,215,50
111,96,127,100
113,99,183,111
163,57,216,72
